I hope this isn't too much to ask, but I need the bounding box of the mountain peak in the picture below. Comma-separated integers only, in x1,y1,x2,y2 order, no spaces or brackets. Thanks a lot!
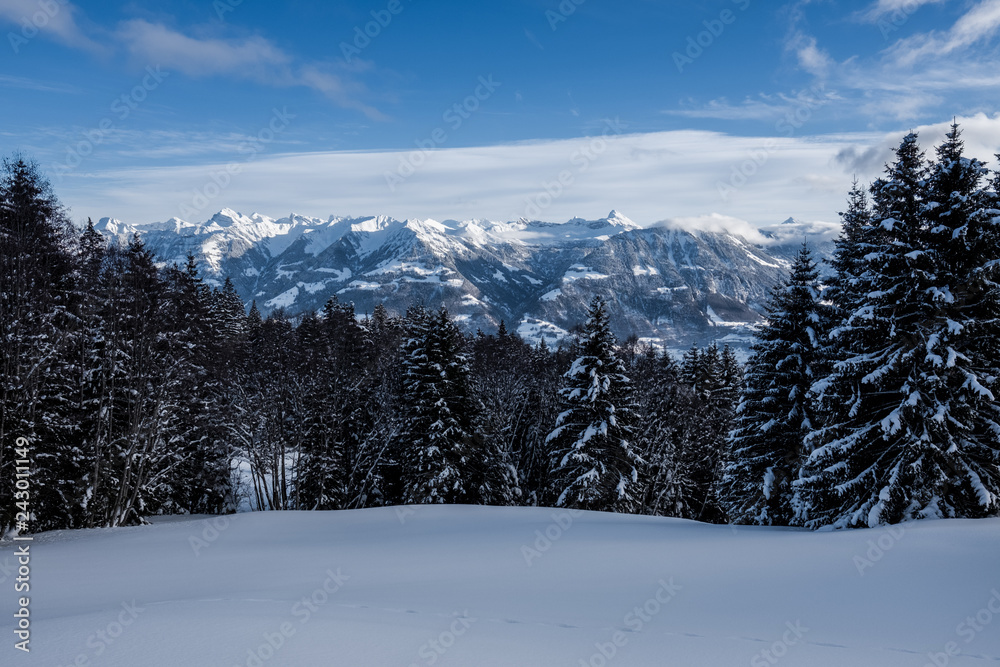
606,210,639,229
94,217,136,235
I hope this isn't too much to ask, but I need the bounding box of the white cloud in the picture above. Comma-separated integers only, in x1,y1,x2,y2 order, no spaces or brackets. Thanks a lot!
783,1,835,79
0,74,80,94
835,112,1000,174
657,213,775,245
0,0,103,52
54,127,872,231
789,32,834,78
772,1,1000,123
860,0,944,22
54,115,1000,240
666,89,839,121
0,2,380,118
115,20,383,119
657,213,842,246
116,20,292,76
887,0,1000,65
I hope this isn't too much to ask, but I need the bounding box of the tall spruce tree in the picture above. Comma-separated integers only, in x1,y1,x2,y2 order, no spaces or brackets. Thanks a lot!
825,180,873,316
721,244,830,525
0,157,78,533
633,349,711,519
798,130,1000,528
295,297,376,510
397,307,488,504
546,297,642,512
919,124,1000,518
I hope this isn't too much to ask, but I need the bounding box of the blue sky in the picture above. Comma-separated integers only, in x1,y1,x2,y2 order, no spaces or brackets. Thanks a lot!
3,0,1000,227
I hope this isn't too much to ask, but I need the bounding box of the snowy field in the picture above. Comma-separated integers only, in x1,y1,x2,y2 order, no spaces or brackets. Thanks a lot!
1,507,998,666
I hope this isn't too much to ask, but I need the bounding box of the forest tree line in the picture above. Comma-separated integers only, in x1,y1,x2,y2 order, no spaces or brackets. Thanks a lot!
0,155,741,533
2,122,999,534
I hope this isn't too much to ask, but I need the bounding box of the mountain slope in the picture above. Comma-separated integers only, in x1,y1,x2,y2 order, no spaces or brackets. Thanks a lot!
96,210,837,351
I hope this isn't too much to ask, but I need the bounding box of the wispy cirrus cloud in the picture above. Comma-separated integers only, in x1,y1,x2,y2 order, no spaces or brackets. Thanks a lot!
885,0,1000,65
114,19,385,119
53,126,869,229
0,0,104,53
783,0,835,80
666,89,839,122
858,0,945,22
0,73,80,94
53,113,1000,237
764,0,1000,122
0,2,383,118
115,19,293,76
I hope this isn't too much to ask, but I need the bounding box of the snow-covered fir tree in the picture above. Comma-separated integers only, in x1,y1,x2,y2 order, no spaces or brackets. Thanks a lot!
397,306,494,504
798,129,1000,528
824,180,873,318
0,157,79,533
470,322,551,506
632,349,703,518
212,277,249,343
720,244,830,526
918,124,1000,518
295,297,375,510
546,297,643,513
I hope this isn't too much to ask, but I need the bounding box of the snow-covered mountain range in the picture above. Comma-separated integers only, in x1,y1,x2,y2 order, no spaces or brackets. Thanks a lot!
95,209,839,351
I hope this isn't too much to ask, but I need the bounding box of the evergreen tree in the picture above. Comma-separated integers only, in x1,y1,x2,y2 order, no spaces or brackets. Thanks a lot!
546,297,642,512
0,156,78,533
633,349,709,518
918,123,1000,518
213,277,248,342
825,180,873,316
397,307,487,504
295,297,376,510
247,301,263,336
721,244,830,525
160,256,231,516
469,323,556,506
799,130,1000,528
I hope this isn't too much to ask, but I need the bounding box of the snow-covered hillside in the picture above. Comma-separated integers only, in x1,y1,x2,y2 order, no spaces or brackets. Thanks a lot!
96,210,838,350
2,507,997,666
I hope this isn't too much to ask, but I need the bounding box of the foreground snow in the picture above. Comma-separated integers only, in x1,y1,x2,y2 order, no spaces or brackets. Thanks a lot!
1,507,998,666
